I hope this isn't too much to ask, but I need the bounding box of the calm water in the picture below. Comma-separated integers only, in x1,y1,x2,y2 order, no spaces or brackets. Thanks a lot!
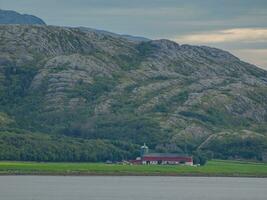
0,176,266,200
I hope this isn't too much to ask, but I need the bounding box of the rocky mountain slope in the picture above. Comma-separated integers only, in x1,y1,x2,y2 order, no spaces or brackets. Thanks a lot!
0,9,46,25
0,25,267,161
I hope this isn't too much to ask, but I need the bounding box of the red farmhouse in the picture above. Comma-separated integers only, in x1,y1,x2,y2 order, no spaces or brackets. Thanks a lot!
141,153,193,165
129,144,193,166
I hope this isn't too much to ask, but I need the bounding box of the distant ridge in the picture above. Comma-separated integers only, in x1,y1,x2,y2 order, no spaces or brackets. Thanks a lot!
0,9,46,25
0,9,149,42
78,27,150,42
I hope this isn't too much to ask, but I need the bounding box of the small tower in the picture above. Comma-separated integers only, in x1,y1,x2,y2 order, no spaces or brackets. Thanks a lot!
140,143,149,157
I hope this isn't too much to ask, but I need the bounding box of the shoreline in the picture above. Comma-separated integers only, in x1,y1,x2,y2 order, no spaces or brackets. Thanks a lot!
1,172,267,178
1,160,266,178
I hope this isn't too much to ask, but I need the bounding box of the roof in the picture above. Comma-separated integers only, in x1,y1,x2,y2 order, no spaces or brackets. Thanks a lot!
142,153,193,162
143,153,191,158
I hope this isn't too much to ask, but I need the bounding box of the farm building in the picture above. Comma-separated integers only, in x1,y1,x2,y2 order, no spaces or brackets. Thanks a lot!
141,153,193,165
129,144,193,166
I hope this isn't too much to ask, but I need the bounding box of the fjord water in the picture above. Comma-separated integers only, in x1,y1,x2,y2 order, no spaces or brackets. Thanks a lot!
0,176,266,200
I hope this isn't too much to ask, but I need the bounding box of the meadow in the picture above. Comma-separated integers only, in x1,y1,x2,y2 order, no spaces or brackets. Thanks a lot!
0,160,266,177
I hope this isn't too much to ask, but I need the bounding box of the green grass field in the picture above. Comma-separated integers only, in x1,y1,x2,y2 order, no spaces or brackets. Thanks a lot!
0,160,266,177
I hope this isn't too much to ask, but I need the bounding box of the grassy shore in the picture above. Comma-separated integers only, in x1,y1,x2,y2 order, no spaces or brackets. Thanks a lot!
0,160,266,177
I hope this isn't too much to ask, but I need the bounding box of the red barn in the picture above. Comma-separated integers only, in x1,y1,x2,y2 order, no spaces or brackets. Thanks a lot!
129,144,193,166
141,153,193,165
129,153,193,166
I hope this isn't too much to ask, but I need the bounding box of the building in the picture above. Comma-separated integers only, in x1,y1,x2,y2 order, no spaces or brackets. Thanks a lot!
129,144,193,166
141,153,193,165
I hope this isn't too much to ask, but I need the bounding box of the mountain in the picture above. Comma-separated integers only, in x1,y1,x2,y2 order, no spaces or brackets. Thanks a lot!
0,25,266,162
78,27,150,42
0,9,46,25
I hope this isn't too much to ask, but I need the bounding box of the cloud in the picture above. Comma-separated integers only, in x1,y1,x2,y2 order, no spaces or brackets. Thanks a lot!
174,28,267,44
172,28,267,69
231,49,267,69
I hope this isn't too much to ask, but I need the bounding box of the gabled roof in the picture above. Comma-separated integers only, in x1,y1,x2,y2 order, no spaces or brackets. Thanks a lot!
143,153,191,158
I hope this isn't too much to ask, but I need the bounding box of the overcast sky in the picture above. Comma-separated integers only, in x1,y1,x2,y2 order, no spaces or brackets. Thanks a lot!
1,0,266,69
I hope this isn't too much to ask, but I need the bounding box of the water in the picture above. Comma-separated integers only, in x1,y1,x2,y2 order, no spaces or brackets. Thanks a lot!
0,176,266,200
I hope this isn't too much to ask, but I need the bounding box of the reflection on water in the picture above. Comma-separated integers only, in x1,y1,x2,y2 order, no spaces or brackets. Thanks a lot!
0,176,266,200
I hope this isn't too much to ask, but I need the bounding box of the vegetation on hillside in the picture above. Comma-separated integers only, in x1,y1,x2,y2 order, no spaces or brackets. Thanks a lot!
0,131,139,162
0,25,267,162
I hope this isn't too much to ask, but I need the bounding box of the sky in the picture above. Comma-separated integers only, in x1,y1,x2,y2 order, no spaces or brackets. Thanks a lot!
1,0,266,69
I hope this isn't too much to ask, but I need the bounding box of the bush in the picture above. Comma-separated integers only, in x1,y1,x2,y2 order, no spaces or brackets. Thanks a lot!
193,151,208,166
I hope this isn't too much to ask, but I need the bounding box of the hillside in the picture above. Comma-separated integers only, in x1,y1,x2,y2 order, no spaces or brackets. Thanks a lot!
0,9,46,25
0,25,267,161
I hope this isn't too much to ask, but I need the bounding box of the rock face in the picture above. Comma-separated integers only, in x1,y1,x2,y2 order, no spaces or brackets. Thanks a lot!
0,25,267,159
0,9,46,25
